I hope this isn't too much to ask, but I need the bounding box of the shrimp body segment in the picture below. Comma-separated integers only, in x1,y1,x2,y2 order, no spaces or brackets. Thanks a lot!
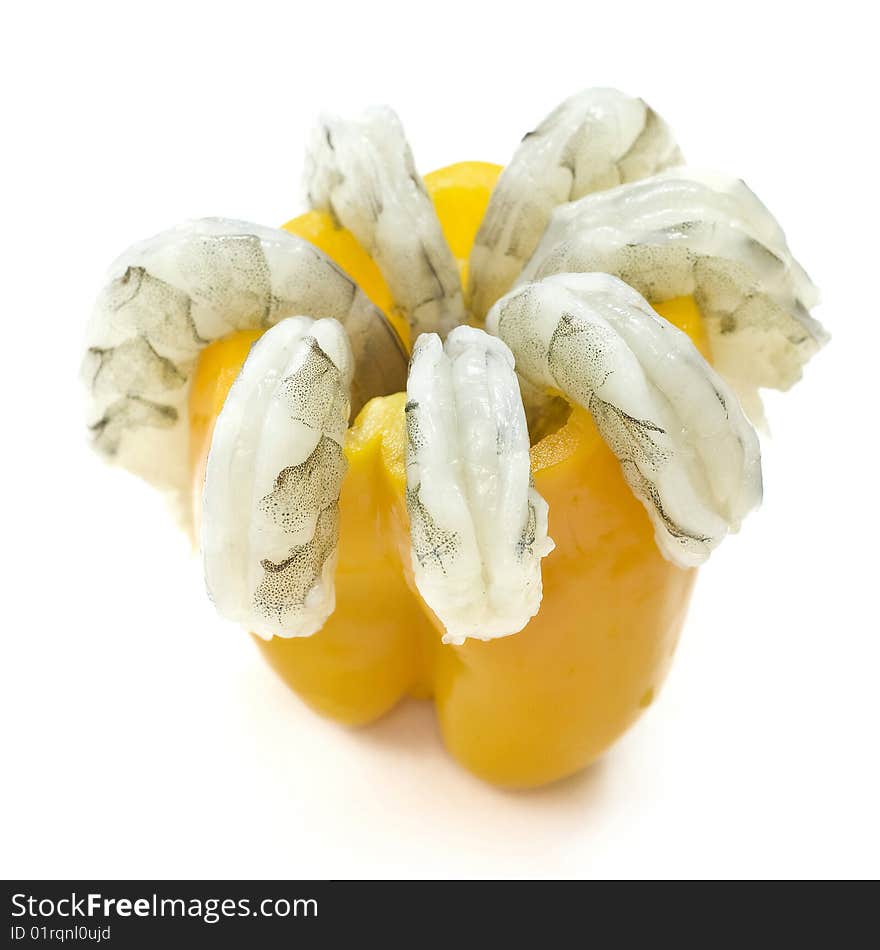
468,88,683,320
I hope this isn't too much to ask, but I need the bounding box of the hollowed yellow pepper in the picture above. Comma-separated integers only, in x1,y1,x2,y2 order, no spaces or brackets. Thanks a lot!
189,162,708,788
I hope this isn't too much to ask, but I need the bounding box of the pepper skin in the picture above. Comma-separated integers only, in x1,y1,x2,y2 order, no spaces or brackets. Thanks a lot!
189,163,708,787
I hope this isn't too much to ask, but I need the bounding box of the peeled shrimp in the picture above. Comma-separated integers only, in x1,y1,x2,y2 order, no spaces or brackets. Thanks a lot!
306,107,465,339
405,326,554,643
468,88,682,320
518,169,827,414
487,273,762,567
82,217,407,522
202,317,352,639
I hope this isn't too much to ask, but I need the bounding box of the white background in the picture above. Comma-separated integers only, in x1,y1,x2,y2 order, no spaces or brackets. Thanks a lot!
2,0,878,879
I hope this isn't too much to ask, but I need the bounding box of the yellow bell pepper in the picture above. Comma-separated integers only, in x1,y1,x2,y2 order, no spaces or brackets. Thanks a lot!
187,162,710,788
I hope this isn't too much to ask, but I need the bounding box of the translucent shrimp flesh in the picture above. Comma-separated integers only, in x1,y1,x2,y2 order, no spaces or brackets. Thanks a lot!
468,87,683,320
305,106,466,339
518,169,828,415
487,273,762,567
82,217,407,522
405,326,554,642
201,317,352,639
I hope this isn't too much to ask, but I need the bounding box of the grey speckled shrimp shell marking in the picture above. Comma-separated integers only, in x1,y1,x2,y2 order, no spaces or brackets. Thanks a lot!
201,317,352,639
487,273,762,567
305,106,466,339
82,218,407,523
519,169,828,417
468,87,683,321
